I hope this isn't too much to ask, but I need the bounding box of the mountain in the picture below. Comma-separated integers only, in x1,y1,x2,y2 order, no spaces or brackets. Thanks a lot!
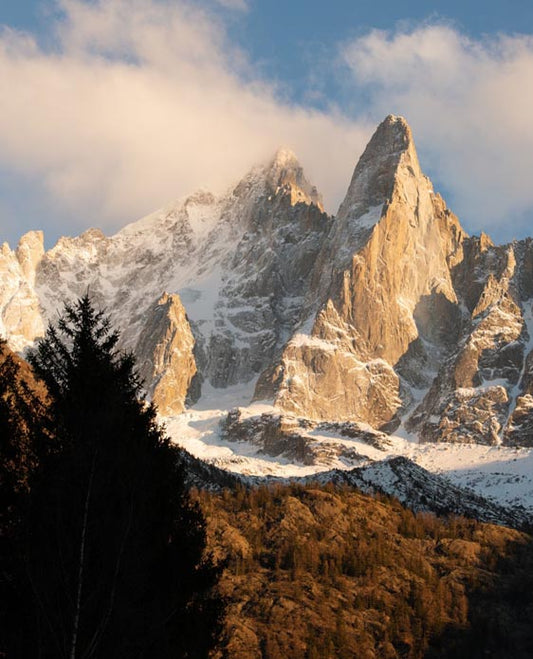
2,115,533,523
257,116,466,430
0,147,330,414
178,448,529,529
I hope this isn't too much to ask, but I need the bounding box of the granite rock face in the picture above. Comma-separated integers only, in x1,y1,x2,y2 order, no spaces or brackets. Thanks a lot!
254,118,533,444
408,238,533,445
259,116,466,429
195,148,331,389
135,293,197,415
220,408,391,466
0,231,45,351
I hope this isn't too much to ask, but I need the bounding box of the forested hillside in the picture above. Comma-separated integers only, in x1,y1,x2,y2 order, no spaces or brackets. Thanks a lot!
197,483,533,658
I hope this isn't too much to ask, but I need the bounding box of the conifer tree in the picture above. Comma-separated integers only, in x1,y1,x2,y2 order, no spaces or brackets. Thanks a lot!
8,296,223,658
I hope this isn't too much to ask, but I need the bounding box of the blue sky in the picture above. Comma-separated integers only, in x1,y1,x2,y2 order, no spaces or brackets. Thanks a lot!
1,0,533,247
238,1,533,100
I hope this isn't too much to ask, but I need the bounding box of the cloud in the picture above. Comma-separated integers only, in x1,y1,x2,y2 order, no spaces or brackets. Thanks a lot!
2,5,532,247
342,25,533,239
0,0,369,245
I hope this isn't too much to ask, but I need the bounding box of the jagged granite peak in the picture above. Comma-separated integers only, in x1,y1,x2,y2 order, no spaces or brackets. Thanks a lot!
232,146,324,215
307,114,441,303
15,230,45,286
265,147,324,211
0,143,331,412
407,237,533,446
337,114,420,223
0,231,45,350
258,116,467,429
194,155,331,388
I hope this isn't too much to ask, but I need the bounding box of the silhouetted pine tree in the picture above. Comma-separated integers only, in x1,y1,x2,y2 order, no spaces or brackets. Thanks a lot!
7,296,223,658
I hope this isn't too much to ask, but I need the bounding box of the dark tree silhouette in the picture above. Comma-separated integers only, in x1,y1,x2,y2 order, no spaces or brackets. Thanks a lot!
3,296,223,658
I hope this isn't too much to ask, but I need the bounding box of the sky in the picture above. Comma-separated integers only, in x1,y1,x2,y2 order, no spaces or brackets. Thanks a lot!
1,0,533,248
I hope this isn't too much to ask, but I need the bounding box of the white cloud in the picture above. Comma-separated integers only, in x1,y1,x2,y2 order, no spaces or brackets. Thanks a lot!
0,0,369,243
342,25,533,238
1,6,531,247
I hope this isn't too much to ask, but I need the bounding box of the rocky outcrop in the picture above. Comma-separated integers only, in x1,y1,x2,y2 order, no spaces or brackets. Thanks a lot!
505,392,533,446
220,408,391,466
135,293,197,415
16,231,45,286
408,239,533,444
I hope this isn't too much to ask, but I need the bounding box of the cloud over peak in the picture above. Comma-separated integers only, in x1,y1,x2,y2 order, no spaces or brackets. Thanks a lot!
0,0,369,241
0,3,532,245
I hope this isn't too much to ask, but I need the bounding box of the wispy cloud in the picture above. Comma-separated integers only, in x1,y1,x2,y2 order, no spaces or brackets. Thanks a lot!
0,0,369,243
342,25,533,238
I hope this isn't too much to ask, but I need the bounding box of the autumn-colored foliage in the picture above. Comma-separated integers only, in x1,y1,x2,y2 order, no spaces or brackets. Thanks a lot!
197,483,533,658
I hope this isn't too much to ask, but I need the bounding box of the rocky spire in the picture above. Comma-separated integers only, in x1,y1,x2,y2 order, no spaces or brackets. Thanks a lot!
262,115,467,429
309,115,427,291
16,231,44,287
337,114,420,222
135,293,197,415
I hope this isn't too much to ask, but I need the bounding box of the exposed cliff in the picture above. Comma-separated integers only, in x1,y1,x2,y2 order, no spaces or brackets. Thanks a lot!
259,116,467,429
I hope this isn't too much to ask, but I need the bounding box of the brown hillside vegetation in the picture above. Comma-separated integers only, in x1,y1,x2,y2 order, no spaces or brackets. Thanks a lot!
0,340,46,389
0,340,48,498
196,483,533,659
